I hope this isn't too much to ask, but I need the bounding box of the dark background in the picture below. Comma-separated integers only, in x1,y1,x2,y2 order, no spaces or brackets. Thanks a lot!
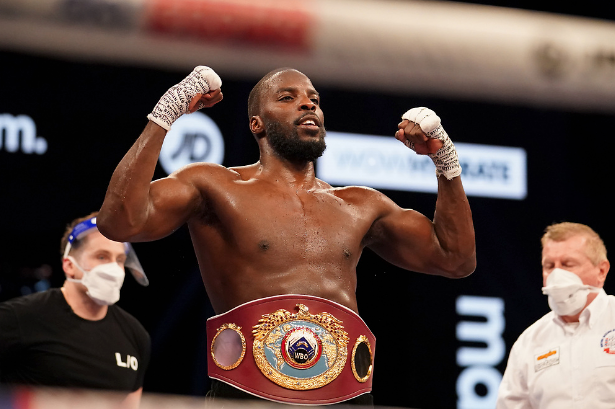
1,2,615,408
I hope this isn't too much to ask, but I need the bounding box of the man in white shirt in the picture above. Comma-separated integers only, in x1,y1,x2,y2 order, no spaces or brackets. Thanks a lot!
497,222,614,409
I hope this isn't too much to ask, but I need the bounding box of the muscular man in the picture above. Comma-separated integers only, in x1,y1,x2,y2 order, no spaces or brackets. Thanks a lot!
0,212,150,409
97,66,476,405
497,222,614,408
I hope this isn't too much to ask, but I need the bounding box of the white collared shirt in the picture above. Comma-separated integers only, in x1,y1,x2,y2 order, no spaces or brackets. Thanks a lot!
497,290,615,409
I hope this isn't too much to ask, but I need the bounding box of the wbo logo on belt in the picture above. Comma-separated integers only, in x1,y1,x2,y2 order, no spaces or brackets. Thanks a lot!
282,326,322,369
252,303,349,390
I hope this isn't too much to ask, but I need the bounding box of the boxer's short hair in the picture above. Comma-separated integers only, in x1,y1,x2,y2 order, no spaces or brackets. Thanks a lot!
248,67,300,121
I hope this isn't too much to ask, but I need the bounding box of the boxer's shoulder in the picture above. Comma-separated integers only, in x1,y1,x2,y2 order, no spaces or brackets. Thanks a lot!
228,163,260,180
327,185,395,211
168,162,243,189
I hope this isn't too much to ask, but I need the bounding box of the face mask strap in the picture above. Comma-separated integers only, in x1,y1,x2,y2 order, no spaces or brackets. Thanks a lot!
63,243,72,260
64,255,86,284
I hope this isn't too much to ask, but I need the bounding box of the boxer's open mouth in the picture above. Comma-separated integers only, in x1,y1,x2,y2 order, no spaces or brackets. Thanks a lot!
297,115,320,133
296,114,321,130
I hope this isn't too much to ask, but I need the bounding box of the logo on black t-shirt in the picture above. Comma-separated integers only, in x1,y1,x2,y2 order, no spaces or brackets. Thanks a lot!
115,353,138,370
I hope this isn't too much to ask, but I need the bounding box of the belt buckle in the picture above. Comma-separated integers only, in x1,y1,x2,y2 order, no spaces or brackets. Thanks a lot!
252,303,349,390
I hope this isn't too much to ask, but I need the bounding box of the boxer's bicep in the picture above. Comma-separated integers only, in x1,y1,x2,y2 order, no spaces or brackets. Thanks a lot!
367,203,444,275
138,174,202,240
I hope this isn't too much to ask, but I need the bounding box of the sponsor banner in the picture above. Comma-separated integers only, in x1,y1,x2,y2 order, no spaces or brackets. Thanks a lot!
158,112,225,175
456,296,505,409
0,114,48,155
316,132,526,200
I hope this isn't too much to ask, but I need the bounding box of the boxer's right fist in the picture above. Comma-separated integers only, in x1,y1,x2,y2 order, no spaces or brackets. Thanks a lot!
147,66,222,131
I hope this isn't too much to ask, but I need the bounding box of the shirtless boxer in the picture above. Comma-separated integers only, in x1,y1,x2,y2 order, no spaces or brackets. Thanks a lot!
97,66,476,405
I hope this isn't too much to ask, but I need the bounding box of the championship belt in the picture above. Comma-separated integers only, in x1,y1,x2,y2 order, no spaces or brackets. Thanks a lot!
206,295,376,405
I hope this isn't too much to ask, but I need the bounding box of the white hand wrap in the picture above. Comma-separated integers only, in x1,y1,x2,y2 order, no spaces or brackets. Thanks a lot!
402,107,461,180
147,66,222,131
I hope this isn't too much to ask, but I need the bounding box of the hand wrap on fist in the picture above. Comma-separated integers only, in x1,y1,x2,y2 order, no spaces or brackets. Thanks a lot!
401,107,462,180
147,66,222,131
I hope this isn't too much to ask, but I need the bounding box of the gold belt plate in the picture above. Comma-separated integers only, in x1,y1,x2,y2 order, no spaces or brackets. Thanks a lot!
252,304,349,390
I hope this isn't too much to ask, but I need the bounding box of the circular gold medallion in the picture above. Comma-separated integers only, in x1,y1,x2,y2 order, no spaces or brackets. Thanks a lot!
211,323,246,370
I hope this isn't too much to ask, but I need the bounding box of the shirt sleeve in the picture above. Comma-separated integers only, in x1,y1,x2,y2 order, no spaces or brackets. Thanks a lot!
133,326,151,391
0,302,22,370
496,341,532,409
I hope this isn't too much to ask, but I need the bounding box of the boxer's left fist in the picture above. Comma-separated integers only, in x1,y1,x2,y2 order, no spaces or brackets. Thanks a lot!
396,107,462,180
396,107,444,154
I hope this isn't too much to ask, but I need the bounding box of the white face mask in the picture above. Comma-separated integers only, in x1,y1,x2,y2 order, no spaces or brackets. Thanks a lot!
67,256,125,306
541,268,599,317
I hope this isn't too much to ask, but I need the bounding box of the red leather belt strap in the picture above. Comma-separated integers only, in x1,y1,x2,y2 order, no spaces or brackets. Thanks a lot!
206,294,376,405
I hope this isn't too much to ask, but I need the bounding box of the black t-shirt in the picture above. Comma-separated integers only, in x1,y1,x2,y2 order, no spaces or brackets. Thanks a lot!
0,288,150,392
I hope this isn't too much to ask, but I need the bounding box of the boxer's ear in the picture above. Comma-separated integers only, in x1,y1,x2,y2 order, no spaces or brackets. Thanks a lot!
250,116,265,136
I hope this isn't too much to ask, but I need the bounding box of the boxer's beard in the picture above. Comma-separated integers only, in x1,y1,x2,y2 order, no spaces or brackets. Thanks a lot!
266,121,326,163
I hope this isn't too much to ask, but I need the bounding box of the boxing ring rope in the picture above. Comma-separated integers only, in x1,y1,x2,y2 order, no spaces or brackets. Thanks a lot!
1,0,615,112
1,386,410,409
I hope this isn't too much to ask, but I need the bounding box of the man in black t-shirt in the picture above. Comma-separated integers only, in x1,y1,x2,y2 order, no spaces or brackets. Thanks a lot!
0,212,150,408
